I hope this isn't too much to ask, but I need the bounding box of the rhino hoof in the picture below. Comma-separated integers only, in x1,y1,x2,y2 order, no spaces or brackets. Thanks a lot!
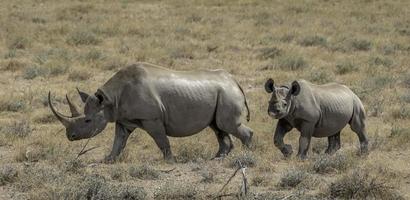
103,156,116,164
282,144,293,158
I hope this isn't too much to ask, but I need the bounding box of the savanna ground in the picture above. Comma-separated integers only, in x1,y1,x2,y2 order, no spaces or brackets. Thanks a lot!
0,0,409,199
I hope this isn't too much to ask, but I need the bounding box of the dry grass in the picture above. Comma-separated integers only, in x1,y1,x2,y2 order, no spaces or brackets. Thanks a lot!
0,0,409,199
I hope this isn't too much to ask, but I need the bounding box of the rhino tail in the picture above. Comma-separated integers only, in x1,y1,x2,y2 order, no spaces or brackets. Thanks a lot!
235,80,250,122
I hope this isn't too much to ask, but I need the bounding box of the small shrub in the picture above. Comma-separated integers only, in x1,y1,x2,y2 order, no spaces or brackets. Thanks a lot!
228,151,257,168
128,164,159,180
110,166,125,181
391,105,410,119
329,170,403,199
335,61,357,75
67,31,101,46
8,36,30,50
32,17,46,24
400,93,410,103
102,58,126,70
64,159,84,173
298,35,327,47
0,98,26,112
390,126,410,145
309,70,334,84
369,56,393,68
169,46,194,59
68,70,91,81
279,168,307,188
84,49,105,62
251,175,267,187
257,47,281,60
4,60,26,71
277,55,308,71
34,112,57,124
313,153,351,174
23,65,48,79
0,165,18,186
199,169,214,183
350,38,372,51
154,181,197,199
176,143,211,163
2,119,31,137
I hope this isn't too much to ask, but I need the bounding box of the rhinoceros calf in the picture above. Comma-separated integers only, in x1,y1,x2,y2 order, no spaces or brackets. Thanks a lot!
49,62,253,162
264,79,368,159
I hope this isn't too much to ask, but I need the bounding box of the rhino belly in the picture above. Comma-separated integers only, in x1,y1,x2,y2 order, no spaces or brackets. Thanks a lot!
313,113,351,137
164,98,217,137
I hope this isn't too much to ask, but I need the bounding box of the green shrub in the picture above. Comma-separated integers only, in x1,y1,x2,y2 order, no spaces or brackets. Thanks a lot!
2,119,31,137
257,47,281,60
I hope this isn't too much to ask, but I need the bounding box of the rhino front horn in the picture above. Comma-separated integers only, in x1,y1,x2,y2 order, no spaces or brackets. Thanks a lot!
48,91,73,127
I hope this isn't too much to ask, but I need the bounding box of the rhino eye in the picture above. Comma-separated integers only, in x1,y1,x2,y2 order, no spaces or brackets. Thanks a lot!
85,119,92,123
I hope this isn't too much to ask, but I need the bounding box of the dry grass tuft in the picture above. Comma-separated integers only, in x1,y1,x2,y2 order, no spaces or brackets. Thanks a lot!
128,164,159,180
154,181,197,200
329,170,403,200
312,153,353,174
0,165,18,186
278,167,308,188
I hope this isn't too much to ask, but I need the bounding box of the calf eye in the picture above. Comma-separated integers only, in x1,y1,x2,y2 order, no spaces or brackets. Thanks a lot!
283,102,288,106
85,119,92,123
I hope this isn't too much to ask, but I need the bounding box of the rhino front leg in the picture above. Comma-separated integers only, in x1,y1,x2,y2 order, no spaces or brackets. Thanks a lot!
141,119,174,161
297,124,314,160
105,123,134,163
273,119,293,158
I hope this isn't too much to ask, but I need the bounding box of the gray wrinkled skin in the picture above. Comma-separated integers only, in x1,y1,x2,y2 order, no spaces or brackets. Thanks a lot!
264,78,368,159
49,62,253,162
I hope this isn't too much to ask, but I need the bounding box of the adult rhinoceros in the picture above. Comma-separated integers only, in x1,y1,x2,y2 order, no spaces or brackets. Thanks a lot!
264,79,368,159
49,62,253,162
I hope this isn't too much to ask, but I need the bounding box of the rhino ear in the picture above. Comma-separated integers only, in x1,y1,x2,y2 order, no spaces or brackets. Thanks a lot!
264,78,275,93
77,88,90,103
290,81,301,96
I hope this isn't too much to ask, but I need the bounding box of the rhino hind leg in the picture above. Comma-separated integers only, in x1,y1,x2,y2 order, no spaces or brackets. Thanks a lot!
325,132,341,155
214,96,253,147
349,104,369,154
210,124,233,158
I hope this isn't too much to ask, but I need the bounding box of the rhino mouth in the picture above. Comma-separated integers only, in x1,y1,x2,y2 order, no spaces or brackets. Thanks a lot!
268,112,285,119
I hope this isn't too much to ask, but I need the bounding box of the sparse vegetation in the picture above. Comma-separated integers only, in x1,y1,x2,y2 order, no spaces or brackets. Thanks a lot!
0,0,409,198
154,181,197,199
128,164,159,180
329,170,403,199
278,168,307,188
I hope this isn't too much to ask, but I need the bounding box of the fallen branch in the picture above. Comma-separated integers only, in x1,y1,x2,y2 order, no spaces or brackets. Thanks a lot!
159,167,177,173
76,130,99,159
214,161,249,199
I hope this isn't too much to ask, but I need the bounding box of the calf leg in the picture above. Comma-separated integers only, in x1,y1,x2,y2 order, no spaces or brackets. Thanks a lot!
141,119,174,161
325,132,341,155
105,122,134,163
297,123,315,160
210,124,233,158
350,106,369,154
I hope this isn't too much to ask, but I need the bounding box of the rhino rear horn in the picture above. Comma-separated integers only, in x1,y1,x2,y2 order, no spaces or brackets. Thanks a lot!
66,94,81,117
48,92,73,127
77,88,90,103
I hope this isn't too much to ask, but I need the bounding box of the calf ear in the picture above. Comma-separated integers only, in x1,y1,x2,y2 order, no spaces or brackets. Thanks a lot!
264,78,275,93
77,88,90,103
290,81,301,96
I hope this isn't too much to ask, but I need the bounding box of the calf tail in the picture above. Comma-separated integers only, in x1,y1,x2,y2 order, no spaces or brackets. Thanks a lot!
235,80,250,122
